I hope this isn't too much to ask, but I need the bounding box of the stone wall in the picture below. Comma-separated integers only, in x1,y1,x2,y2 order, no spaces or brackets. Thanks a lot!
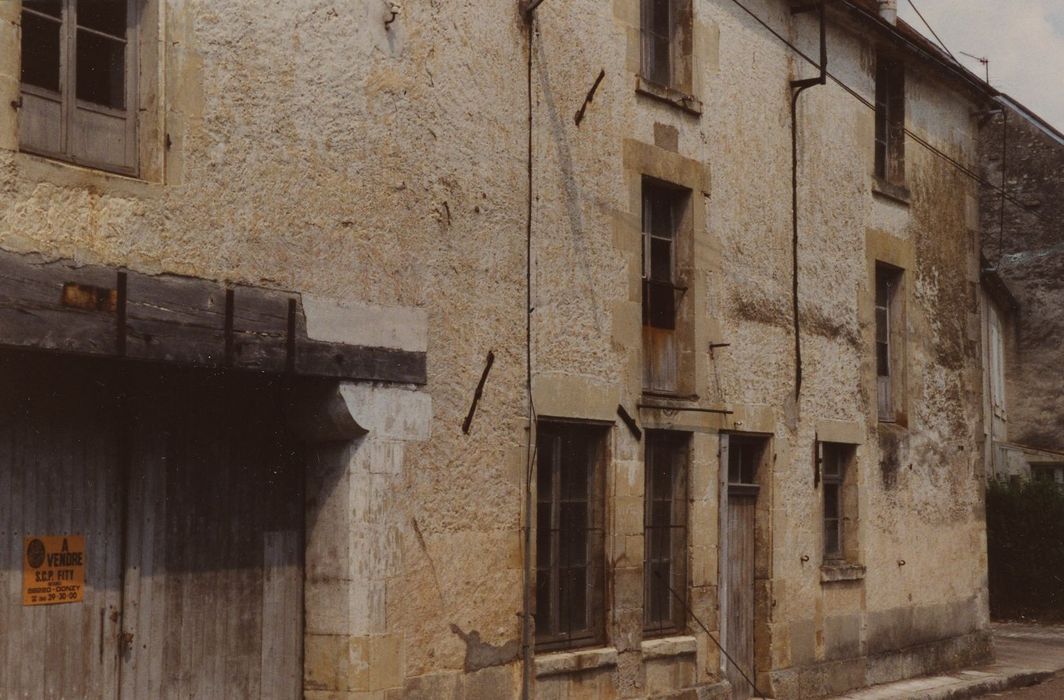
0,0,992,698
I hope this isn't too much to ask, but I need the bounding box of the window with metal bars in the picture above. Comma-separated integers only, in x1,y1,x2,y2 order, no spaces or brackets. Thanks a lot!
818,442,858,561
19,0,139,174
644,431,688,636
874,54,905,185
535,422,607,651
875,264,903,422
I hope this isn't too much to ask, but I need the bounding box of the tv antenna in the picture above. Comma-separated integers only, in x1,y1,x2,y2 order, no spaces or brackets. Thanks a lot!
959,51,990,84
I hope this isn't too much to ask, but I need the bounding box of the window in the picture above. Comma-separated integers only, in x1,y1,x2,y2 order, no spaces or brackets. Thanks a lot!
20,0,139,174
819,442,856,560
642,179,689,393
1033,464,1064,486
874,54,905,185
535,422,607,650
644,431,688,636
640,0,693,92
875,264,903,422
987,301,1007,419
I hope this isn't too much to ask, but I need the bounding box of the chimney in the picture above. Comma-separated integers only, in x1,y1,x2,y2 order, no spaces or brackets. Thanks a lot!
878,0,897,25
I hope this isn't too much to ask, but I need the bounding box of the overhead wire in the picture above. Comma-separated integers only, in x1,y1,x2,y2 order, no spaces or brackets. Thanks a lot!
726,0,1052,231
905,0,958,64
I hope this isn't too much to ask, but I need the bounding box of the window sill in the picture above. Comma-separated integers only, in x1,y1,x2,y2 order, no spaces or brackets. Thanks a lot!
871,177,911,206
820,561,866,584
635,76,703,116
535,646,619,678
641,635,697,660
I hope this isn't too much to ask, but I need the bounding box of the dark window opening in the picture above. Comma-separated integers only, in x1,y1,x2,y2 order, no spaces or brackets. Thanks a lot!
874,54,905,185
728,437,763,486
21,6,62,92
535,422,606,651
642,0,673,87
75,28,126,108
645,431,688,636
641,180,686,331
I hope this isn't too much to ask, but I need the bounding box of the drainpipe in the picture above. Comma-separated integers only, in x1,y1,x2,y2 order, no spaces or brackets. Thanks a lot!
877,0,897,25
789,2,827,402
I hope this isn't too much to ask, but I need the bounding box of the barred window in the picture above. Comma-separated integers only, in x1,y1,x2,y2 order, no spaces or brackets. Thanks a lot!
535,422,607,651
645,431,688,635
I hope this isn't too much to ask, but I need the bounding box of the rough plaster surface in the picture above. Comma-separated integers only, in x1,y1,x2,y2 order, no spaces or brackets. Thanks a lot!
0,0,992,698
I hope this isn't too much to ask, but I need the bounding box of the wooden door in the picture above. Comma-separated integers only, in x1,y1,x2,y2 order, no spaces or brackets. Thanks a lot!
118,369,304,700
0,354,125,699
720,435,761,700
0,354,303,699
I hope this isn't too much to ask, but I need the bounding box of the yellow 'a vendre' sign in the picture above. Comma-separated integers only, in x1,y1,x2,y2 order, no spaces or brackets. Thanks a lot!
22,536,86,606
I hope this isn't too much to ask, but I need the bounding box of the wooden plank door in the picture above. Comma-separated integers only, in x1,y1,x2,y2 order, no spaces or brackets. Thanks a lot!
720,435,760,700
0,353,124,699
117,370,304,700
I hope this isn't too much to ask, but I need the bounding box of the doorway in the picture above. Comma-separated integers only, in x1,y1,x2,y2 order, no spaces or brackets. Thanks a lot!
0,352,304,699
719,433,769,700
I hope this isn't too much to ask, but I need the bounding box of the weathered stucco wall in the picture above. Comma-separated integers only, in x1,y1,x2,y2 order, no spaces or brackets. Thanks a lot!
0,0,990,698
980,105,1064,454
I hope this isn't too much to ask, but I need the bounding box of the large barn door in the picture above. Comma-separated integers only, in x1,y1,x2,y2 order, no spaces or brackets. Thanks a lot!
719,434,763,700
0,353,303,699
118,370,304,700
0,355,125,699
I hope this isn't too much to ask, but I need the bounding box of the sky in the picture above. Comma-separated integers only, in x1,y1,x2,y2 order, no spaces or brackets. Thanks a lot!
896,0,1064,131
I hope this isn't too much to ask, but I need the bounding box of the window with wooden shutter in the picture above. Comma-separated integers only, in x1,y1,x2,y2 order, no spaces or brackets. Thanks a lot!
535,422,607,651
874,54,905,185
20,0,139,175
644,431,688,636
642,179,689,394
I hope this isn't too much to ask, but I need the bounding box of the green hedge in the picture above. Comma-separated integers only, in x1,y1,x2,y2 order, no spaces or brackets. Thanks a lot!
987,478,1064,620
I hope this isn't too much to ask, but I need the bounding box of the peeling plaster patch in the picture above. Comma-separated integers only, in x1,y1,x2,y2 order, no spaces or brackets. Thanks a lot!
448,624,520,671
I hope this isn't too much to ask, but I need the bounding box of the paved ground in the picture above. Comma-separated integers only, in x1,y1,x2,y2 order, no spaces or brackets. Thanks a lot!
824,622,1064,700
984,672,1064,699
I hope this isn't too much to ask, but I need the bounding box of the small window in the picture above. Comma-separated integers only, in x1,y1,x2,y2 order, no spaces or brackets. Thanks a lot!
644,431,688,636
20,0,139,174
642,179,689,393
535,422,607,651
874,54,905,185
818,441,859,563
875,264,903,422
640,0,693,92
987,301,1007,418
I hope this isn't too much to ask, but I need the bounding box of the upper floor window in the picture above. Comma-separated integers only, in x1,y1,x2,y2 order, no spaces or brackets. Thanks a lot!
535,422,607,651
874,53,905,185
875,264,904,422
20,0,139,175
640,0,693,93
642,178,689,394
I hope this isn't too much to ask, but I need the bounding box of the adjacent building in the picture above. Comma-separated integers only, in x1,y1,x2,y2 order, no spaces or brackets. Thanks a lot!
0,1,1005,698
978,96,1064,484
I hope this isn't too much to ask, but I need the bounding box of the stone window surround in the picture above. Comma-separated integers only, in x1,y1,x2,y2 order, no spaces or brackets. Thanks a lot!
864,229,914,429
622,138,712,401
815,419,866,584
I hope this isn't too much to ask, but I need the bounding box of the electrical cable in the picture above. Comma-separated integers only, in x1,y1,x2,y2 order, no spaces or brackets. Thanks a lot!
905,0,958,64
655,569,766,698
520,12,537,700
726,0,1053,231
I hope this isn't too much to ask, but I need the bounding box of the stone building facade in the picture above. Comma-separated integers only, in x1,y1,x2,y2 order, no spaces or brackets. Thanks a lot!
978,97,1064,483
0,0,997,699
